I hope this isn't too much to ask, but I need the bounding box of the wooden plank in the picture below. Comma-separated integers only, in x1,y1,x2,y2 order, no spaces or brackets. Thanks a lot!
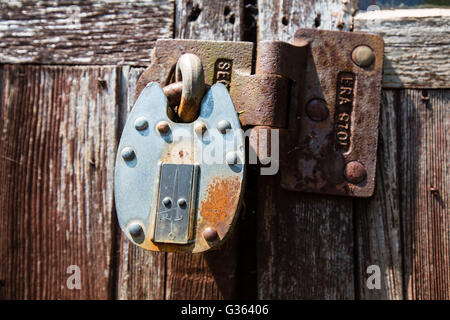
0,65,118,299
355,89,449,300
258,177,355,299
258,0,357,42
354,9,450,88
355,90,403,300
257,0,358,299
0,0,173,65
354,10,450,300
175,0,241,40
400,89,449,299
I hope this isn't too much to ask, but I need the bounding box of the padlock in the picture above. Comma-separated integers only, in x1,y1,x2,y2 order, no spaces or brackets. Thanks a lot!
114,54,245,253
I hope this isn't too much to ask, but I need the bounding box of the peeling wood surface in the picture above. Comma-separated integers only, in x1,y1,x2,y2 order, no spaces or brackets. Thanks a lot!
258,0,358,41
354,9,450,88
0,65,118,299
0,0,173,65
175,0,241,40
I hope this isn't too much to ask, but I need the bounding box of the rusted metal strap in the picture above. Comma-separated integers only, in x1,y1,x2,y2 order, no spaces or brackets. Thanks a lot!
231,74,289,127
232,40,308,128
135,31,384,198
135,39,295,128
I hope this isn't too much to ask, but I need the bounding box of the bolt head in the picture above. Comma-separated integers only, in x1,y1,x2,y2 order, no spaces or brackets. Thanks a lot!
134,117,148,131
306,98,329,121
121,147,135,161
352,45,375,67
194,122,207,135
344,161,367,184
226,151,238,165
203,227,218,242
217,120,231,133
162,197,172,207
156,121,170,134
177,198,187,208
128,223,143,237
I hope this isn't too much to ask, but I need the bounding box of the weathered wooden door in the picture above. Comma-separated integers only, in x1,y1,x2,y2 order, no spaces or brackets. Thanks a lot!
0,1,448,299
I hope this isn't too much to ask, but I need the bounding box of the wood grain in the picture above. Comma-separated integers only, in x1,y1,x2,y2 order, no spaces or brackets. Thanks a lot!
355,91,403,300
175,0,241,40
354,10,450,300
400,89,449,299
354,9,450,88
0,0,173,65
257,0,357,299
258,176,355,299
258,0,358,41
355,89,450,300
0,65,119,299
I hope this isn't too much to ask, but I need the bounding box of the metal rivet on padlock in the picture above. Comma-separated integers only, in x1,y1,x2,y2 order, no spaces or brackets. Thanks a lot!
217,120,231,133
134,117,148,131
114,53,245,253
194,122,207,136
121,147,135,161
128,223,143,237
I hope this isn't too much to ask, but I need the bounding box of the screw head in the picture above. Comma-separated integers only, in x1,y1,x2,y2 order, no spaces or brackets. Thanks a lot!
128,223,143,237
162,197,172,207
226,151,238,165
352,45,375,67
121,147,135,161
134,117,148,131
194,122,207,135
306,98,329,121
217,120,231,133
203,227,218,242
156,121,170,134
344,161,367,184
177,198,187,208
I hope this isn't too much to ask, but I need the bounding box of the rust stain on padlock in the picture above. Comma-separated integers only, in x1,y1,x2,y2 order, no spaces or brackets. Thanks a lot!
197,176,242,248
200,176,240,225
137,142,243,253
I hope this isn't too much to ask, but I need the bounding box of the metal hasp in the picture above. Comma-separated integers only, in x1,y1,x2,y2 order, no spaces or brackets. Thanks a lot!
114,82,245,253
134,29,383,198
279,29,384,197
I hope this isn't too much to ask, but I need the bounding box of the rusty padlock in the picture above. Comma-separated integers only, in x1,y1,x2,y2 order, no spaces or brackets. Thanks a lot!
114,53,245,253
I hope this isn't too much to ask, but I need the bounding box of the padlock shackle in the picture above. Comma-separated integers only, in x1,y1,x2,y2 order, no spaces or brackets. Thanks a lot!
175,53,206,123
